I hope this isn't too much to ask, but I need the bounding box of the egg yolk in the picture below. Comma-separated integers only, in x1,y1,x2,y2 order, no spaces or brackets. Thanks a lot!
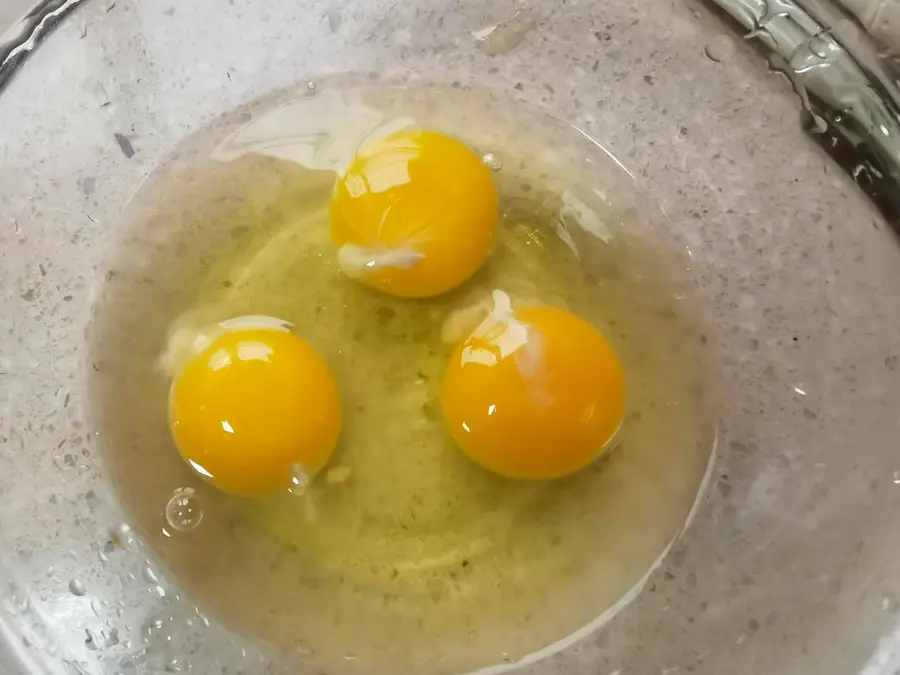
330,129,499,298
168,326,342,496
441,291,625,479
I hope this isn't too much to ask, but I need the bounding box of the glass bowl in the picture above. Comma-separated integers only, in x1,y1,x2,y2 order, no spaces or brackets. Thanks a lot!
2,0,900,674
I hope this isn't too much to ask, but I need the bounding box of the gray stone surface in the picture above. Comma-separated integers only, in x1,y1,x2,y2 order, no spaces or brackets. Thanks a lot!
842,0,900,50
0,0,32,38
1,0,900,674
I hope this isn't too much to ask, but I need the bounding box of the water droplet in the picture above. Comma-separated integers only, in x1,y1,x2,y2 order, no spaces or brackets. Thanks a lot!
84,629,100,651
69,578,87,596
808,34,830,59
194,607,211,628
307,81,317,91
142,565,160,585
110,523,135,548
165,488,203,532
704,35,736,63
481,152,503,171
63,659,92,675
164,658,184,672
107,628,121,647
142,614,176,648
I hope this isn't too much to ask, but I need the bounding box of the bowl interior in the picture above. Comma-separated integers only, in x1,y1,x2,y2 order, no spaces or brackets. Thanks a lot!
1,1,900,674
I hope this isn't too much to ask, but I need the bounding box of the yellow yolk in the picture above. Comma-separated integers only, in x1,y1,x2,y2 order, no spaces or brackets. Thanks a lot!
330,129,499,298
441,292,626,479
168,323,342,496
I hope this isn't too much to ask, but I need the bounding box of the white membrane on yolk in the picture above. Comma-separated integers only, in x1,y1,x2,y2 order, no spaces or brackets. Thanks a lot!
459,290,528,367
156,313,293,379
336,243,425,278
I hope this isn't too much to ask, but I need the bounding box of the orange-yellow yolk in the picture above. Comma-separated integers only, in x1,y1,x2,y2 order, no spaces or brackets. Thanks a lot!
441,292,626,479
330,129,499,298
168,327,342,496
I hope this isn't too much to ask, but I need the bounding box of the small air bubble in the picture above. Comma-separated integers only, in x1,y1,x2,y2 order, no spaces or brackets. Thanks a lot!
307,81,317,91
69,578,87,596
165,487,203,532
288,464,311,495
481,152,503,171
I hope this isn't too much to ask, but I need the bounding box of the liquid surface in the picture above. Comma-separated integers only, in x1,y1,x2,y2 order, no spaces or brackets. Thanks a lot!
87,80,716,675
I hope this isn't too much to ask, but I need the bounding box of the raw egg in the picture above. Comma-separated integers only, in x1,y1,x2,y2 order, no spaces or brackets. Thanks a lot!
330,129,499,298
441,291,625,479
167,317,342,496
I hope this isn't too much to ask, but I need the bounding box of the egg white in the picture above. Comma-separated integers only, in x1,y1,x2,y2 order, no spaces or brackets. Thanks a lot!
156,313,293,380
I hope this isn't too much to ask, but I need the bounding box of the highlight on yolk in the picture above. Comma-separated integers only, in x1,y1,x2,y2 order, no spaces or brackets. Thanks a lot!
441,291,626,479
330,129,499,298
167,317,342,496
